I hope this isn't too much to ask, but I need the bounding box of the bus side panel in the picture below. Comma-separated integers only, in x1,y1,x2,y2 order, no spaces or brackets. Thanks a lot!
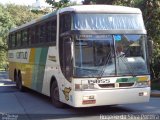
42,47,58,96
30,47,48,93
8,48,50,95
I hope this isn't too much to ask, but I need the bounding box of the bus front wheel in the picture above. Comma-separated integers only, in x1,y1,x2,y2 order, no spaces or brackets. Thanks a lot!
51,81,64,108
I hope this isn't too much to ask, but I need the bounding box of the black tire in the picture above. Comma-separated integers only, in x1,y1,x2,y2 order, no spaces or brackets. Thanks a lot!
51,81,64,108
16,72,24,92
14,70,17,82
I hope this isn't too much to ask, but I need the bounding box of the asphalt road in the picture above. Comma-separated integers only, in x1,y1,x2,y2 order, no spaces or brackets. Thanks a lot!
0,71,160,120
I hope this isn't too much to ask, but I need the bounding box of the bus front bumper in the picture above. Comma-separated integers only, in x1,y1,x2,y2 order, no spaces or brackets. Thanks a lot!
72,87,150,107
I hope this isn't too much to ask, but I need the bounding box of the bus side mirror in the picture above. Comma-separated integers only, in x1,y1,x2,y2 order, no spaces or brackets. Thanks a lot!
148,39,153,62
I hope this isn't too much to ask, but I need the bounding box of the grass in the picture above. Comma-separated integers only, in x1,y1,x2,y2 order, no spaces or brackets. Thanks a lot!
151,81,160,90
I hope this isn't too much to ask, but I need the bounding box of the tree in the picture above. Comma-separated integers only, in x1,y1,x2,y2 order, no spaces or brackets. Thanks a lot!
82,0,133,5
0,4,45,69
140,0,160,80
6,4,43,26
46,0,76,9
0,4,13,68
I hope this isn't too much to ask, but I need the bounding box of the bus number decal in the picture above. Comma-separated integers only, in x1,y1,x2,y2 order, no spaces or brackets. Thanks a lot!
88,79,110,84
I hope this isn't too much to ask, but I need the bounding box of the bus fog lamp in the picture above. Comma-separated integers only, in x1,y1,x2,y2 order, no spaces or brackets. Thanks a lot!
139,92,148,96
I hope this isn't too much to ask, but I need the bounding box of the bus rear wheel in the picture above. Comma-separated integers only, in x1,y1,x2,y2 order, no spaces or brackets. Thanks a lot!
16,72,23,91
51,81,64,108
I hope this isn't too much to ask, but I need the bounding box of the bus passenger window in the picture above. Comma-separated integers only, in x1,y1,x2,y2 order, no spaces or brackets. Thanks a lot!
8,35,12,49
51,20,56,42
60,14,71,33
21,30,28,46
47,22,52,42
39,24,46,43
30,28,36,45
35,25,39,44
17,32,21,47
47,20,56,43
11,34,16,48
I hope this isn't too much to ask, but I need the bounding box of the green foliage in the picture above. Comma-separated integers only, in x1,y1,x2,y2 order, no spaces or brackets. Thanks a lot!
0,4,44,69
82,0,134,5
0,4,13,40
6,4,43,26
31,8,51,15
0,4,13,68
45,0,76,9
140,0,160,81
151,42,160,80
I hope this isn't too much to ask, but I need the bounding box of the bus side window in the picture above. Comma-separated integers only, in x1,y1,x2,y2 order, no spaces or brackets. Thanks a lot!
21,30,28,47
35,25,39,44
28,28,31,45
8,35,12,49
47,19,56,43
47,21,51,42
51,20,57,43
60,37,73,81
11,33,16,48
60,14,71,33
17,32,21,47
30,27,36,45
39,24,46,43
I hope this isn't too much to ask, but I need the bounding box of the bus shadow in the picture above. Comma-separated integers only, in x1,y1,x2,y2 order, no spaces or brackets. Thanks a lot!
24,105,134,120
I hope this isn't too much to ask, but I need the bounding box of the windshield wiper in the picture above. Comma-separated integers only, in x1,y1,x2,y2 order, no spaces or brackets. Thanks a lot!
117,55,136,77
98,51,112,78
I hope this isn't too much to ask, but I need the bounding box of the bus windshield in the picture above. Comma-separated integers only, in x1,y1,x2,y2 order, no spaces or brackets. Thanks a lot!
73,13,145,30
74,34,149,77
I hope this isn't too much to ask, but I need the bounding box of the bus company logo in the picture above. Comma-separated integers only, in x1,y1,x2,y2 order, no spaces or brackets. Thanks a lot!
88,79,110,84
62,87,71,101
8,53,14,58
16,51,28,60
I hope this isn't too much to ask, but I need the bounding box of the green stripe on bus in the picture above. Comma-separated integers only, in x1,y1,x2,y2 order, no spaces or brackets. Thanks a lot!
116,77,138,83
32,47,49,92
36,47,49,92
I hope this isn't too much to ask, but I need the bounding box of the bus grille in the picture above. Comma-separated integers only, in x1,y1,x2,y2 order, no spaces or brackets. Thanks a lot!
119,83,134,87
98,84,115,88
98,82,134,88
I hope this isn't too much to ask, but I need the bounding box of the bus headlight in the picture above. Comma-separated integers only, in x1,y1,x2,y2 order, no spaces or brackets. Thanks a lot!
135,81,150,87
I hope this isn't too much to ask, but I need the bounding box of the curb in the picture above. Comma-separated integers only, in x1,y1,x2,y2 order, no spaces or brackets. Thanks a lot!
151,92,160,97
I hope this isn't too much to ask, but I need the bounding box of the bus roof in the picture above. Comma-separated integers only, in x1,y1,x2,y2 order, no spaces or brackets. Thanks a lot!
58,5,141,14
9,5,141,33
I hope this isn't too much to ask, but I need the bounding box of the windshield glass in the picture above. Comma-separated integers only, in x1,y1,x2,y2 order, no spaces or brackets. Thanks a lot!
73,34,149,77
115,35,148,75
73,14,145,30
74,35,115,77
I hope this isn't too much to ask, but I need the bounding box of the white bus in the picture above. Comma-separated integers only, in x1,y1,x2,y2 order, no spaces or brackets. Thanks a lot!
8,5,150,108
